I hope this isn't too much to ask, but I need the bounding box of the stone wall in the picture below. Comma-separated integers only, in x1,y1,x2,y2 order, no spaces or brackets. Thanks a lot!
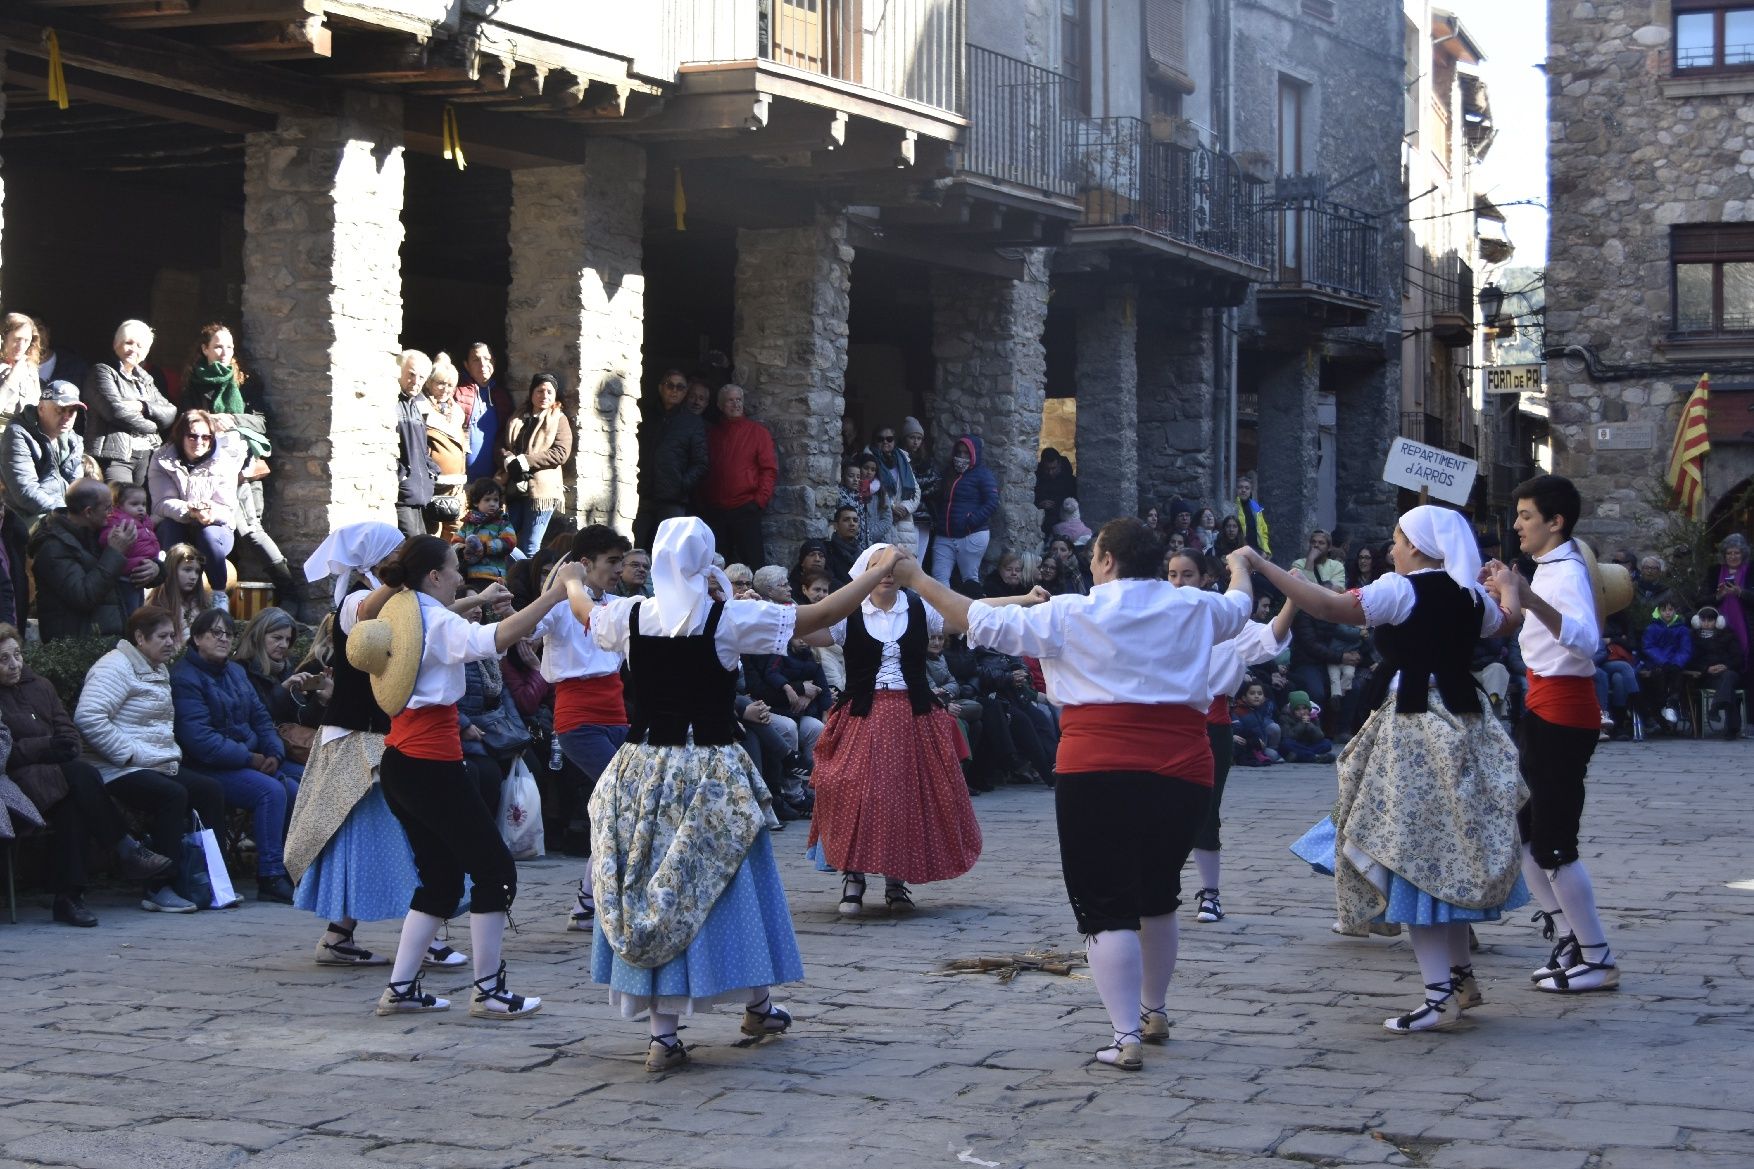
928,249,1051,555
505,139,645,534
1254,348,1320,558
1334,359,1400,540
241,92,405,569
733,209,853,554
1072,283,1140,529
1136,298,1219,513
1546,3,1751,545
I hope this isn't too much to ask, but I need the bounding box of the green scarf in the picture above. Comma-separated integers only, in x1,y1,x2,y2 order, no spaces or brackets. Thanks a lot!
187,361,247,415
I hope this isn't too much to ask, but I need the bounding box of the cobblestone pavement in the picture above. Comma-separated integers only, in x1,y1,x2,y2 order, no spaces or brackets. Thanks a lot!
1,737,1750,1169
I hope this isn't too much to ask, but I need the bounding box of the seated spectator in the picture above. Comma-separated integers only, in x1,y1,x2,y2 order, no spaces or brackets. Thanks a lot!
31,319,89,393
2,379,85,526
1471,633,1514,717
1594,611,1641,739
1640,594,1693,730
1051,497,1092,547
967,640,1057,783
797,571,846,696
456,587,533,806
145,543,216,642
1044,536,1088,595
1689,606,1743,739
733,686,811,822
454,478,518,586
1290,529,1345,592
825,505,861,588
752,565,792,605
29,478,147,642
103,482,163,615
148,409,245,595
1346,543,1380,590
1288,607,1340,717
0,622,173,927
1034,554,1069,595
74,606,226,912
982,551,1032,599
612,547,653,598
85,319,175,487
1277,691,1335,763
725,563,756,598
1215,514,1245,557
500,630,550,722
1231,679,1281,766
234,606,330,734
170,608,299,903
790,538,830,602
926,630,1015,792
749,636,830,767
1193,506,1221,554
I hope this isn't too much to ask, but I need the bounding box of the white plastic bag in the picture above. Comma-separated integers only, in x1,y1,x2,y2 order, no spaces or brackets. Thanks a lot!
498,757,545,859
193,814,242,908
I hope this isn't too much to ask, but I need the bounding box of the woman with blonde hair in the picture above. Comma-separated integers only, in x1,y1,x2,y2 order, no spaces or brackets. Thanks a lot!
422,354,468,538
0,313,42,613
146,544,215,641
85,319,175,487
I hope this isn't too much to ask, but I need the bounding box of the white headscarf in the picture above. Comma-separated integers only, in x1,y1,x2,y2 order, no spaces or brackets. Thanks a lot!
303,522,406,610
649,516,733,636
851,542,894,615
1398,505,1484,597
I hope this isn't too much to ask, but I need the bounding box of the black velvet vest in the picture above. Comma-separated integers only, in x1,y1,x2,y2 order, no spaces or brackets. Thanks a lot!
328,586,392,734
626,600,741,746
1364,572,1486,716
837,594,936,717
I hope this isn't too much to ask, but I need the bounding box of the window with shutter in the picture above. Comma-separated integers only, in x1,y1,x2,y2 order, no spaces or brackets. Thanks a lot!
1143,0,1194,94
1672,224,1754,334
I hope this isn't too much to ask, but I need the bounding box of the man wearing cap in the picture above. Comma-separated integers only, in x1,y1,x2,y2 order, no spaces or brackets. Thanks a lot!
1485,474,1621,995
1,380,90,624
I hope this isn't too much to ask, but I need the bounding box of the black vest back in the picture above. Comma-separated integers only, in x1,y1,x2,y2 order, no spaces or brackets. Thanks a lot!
1365,573,1486,716
328,587,392,734
626,600,741,746
837,594,936,717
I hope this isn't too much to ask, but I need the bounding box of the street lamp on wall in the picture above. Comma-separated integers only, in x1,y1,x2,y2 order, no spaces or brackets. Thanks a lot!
1478,282,1505,330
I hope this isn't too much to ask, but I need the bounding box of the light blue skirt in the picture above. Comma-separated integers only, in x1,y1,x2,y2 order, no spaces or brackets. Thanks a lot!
1291,815,1529,926
590,829,804,1016
293,787,420,923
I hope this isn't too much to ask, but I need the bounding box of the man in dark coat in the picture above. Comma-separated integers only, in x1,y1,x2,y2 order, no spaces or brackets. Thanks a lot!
634,370,709,552
29,478,141,643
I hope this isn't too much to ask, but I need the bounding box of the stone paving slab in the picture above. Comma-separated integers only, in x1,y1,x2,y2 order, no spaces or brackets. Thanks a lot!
1,738,1751,1167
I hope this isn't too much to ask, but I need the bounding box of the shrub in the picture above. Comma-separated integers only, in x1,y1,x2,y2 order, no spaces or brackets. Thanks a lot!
25,634,120,713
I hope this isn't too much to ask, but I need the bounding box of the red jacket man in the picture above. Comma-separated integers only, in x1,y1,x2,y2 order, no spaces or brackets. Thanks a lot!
699,383,777,566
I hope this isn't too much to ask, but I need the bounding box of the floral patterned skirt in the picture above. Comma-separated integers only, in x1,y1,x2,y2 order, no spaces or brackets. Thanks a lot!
1328,691,1527,933
589,740,802,1015
806,693,981,884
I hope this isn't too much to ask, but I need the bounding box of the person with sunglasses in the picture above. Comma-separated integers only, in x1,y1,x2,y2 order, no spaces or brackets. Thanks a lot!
148,409,247,597
864,425,921,556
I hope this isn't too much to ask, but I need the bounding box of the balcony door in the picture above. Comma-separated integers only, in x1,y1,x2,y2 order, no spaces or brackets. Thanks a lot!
1278,77,1306,281
772,0,857,82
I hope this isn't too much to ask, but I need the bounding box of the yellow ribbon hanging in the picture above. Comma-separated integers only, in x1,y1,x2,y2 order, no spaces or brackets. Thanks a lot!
45,29,70,110
673,165,687,232
441,104,467,171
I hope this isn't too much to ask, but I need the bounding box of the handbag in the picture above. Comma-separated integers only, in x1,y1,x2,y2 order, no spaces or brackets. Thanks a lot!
277,723,316,765
428,494,463,523
242,454,272,481
497,757,545,859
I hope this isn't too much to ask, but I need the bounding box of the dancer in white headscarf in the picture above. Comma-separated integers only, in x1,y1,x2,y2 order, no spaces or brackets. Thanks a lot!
564,517,903,1072
805,542,986,917
1249,505,1525,1034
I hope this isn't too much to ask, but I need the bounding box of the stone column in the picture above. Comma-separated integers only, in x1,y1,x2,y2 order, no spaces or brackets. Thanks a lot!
733,208,852,554
1072,283,1139,528
927,249,1051,553
1334,361,1399,539
1136,298,1218,513
505,139,645,534
242,91,405,567
1253,348,1320,563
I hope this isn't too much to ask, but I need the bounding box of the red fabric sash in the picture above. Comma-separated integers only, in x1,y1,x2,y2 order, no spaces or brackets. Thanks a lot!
554,674,628,734
386,703,462,762
1057,703,1214,786
1205,695,1231,726
1525,672,1599,731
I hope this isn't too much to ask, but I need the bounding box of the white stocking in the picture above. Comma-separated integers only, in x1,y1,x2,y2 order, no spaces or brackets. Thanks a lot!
1408,924,1457,990
649,1010,680,1040
1138,914,1179,1013
1520,845,1568,937
1193,848,1221,891
470,912,506,982
389,911,446,985
1085,930,1144,1046
1547,861,1610,951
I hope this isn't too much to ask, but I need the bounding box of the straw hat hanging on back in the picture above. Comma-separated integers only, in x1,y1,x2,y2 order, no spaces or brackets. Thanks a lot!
1573,538,1634,632
345,590,425,716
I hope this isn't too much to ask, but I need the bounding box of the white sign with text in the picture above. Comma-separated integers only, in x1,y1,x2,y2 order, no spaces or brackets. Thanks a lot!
1381,436,1478,506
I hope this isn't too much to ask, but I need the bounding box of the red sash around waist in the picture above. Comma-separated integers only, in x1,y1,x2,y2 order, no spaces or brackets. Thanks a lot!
386,703,462,762
1057,703,1214,786
1525,671,1600,731
555,674,629,734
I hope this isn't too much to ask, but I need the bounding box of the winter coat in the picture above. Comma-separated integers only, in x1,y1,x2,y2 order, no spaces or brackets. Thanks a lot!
83,361,176,463
396,390,438,507
864,445,921,544
99,509,163,576
1641,615,1693,670
457,376,515,484
702,416,778,511
502,407,574,511
244,661,325,729
0,669,81,811
75,640,183,781
1033,461,1077,533
941,435,999,538
170,652,284,771
1237,498,1272,558
1,409,84,518
1291,611,1346,669
28,511,129,643
637,402,709,506
147,430,248,528
1690,632,1742,674
453,510,518,582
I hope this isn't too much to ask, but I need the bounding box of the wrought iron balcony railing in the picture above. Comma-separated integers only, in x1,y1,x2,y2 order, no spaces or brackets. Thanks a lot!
1271,197,1380,302
963,45,1076,196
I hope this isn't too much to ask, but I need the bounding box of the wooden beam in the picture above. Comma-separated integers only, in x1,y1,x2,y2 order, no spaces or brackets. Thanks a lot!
403,96,593,169
192,16,330,59
4,52,276,131
845,218,1027,281
109,0,319,28
0,12,336,115
316,36,435,82
605,91,771,137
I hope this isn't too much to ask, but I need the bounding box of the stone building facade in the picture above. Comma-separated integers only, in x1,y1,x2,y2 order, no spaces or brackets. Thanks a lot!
1547,1,1754,545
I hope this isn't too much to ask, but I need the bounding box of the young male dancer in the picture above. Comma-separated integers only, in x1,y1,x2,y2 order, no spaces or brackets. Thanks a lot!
1485,474,1619,992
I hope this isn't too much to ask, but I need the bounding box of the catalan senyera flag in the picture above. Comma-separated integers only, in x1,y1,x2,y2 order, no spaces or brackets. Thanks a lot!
1665,372,1712,521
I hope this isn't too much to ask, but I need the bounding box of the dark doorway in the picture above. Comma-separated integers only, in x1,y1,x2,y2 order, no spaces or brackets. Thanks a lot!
400,153,510,370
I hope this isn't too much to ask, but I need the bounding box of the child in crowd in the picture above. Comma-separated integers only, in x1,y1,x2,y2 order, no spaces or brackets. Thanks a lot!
1640,593,1693,729
1232,679,1281,766
145,543,214,640
1278,690,1336,763
800,571,846,697
102,482,164,613
453,478,518,586
1052,498,1092,546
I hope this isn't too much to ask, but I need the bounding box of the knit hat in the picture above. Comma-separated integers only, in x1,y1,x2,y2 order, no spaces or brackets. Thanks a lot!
1288,690,1312,709
900,416,925,439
